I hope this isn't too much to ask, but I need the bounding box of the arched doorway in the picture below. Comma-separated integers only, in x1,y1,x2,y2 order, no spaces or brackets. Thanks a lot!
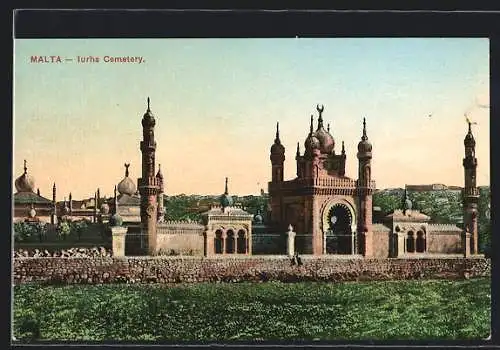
214,230,223,254
237,229,246,253
226,230,235,254
406,231,415,253
325,203,354,254
416,231,425,253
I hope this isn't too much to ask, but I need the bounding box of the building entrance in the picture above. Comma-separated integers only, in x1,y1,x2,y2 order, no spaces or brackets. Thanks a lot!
325,203,354,254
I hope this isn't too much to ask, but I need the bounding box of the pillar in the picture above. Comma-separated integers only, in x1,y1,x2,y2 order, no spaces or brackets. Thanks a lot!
287,224,296,256
111,226,128,257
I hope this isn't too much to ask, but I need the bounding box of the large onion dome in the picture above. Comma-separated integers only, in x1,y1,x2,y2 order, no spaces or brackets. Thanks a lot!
15,160,35,193
313,105,335,154
117,163,136,196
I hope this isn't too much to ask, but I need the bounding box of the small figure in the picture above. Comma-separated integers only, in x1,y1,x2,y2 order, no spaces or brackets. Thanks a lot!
296,253,303,266
290,255,296,266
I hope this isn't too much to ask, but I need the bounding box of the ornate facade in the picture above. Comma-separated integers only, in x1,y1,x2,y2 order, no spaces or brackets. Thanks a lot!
202,178,253,256
268,105,376,256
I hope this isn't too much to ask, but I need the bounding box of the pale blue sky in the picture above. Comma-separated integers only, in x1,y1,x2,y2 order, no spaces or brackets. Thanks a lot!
14,38,489,198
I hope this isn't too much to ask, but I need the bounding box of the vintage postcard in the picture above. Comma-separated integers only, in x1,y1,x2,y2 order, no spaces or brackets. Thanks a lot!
12,21,491,344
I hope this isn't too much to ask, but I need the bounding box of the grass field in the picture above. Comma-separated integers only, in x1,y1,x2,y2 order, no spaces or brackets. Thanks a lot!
13,278,490,342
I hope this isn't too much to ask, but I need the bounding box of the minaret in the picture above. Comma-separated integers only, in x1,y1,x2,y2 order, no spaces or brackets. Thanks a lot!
93,191,98,223
462,121,479,256
295,142,301,178
69,192,73,218
269,121,286,225
270,121,285,182
51,182,57,225
156,164,165,223
138,97,160,255
356,118,374,257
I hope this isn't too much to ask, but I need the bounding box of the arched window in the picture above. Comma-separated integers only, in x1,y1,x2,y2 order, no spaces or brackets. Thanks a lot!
237,229,246,253
416,231,425,253
406,231,415,253
226,230,235,254
214,230,223,254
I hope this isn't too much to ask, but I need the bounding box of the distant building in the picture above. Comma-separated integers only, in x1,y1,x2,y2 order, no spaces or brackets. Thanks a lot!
406,184,462,193
13,160,55,224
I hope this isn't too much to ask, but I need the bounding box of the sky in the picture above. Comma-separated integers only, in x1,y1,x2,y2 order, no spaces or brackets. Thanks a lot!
13,38,489,199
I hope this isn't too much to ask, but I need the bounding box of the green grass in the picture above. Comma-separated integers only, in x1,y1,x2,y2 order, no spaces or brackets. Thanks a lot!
13,278,491,342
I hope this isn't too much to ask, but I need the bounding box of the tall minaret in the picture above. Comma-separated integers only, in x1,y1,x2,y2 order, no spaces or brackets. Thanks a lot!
69,192,73,218
51,182,57,224
269,121,285,225
462,120,479,256
356,118,374,257
138,97,160,255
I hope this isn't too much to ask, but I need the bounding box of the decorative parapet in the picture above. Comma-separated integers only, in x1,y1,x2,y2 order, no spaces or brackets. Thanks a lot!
157,222,205,235
428,223,462,232
269,177,376,192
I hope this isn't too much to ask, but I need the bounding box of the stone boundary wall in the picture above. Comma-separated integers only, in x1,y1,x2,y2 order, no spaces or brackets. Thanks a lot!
13,256,490,285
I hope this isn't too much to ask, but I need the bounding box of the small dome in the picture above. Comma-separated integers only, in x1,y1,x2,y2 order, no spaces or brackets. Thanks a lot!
270,142,285,154
357,139,372,153
220,193,234,208
464,131,475,148
357,118,372,153
254,213,263,224
219,177,233,208
117,163,137,196
109,213,123,227
100,203,110,215
15,161,35,192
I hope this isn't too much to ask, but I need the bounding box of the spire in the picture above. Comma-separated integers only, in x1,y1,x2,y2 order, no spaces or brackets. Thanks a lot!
37,188,40,196
316,104,324,129
274,122,281,144
362,117,368,141
52,183,56,202
341,141,345,155
157,164,162,175
124,163,130,177
224,177,229,195
402,186,412,215
113,185,118,214
309,115,314,134
296,142,300,156
327,123,330,133
147,97,151,111
23,159,27,174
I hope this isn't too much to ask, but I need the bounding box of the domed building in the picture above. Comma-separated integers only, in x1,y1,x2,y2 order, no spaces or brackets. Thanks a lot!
13,160,55,224
201,177,254,255
107,163,142,224
268,105,379,256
